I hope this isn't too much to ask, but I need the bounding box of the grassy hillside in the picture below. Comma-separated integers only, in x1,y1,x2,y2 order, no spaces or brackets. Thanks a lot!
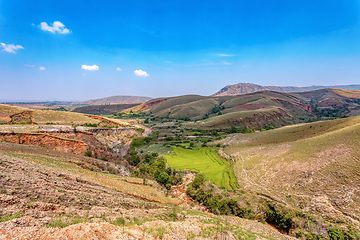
190,106,293,129
146,95,206,113
0,104,99,125
71,103,139,115
165,147,239,190
124,88,360,130
219,116,360,226
156,98,219,118
81,95,152,105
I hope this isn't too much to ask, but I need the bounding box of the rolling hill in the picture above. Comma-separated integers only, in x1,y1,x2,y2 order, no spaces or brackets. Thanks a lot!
81,95,152,105
212,82,360,96
71,103,139,115
129,88,360,129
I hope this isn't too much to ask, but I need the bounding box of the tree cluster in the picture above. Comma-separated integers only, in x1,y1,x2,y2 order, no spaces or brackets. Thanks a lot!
125,137,182,189
186,173,252,218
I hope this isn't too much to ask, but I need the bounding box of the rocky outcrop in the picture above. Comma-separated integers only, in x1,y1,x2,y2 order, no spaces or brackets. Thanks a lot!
0,133,88,155
10,111,34,124
0,126,141,161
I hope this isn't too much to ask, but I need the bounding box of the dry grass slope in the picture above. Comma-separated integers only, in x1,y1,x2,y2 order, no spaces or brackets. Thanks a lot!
220,116,360,228
0,104,134,127
0,104,100,125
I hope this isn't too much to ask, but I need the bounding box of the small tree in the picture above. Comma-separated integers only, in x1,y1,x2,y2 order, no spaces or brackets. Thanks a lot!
156,172,170,185
192,173,205,189
132,170,139,177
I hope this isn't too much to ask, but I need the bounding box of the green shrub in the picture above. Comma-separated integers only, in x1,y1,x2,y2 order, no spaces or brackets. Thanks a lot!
47,216,86,228
84,123,97,127
329,227,343,240
156,172,170,185
85,151,92,157
0,212,23,222
192,173,205,189
135,128,145,133
132,170,139,177
264,204,294,233
112,217,126,226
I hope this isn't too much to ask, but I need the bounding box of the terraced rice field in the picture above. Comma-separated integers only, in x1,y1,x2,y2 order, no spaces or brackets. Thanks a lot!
165,147,239,190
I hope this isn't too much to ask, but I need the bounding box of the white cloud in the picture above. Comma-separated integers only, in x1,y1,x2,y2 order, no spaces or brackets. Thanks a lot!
40,21,70,34
223,61,232,65
82,64,99,71
116,67,122,71
25,64,35,67
39,66,46,71
134,69,149,77
217,53,233,57
0,42,24,53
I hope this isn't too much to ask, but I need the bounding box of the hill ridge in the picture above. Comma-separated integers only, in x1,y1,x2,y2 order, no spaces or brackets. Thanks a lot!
212,82,360,96
81,95,152,105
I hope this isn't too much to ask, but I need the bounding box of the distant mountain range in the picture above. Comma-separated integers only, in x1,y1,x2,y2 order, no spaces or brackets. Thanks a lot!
212,82,360,96
80,95,152,105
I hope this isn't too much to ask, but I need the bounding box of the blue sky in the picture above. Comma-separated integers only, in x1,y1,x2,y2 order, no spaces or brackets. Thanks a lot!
1,0,360,101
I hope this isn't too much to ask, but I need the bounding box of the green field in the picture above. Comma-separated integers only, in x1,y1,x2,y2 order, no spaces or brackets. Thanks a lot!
165,147,239,190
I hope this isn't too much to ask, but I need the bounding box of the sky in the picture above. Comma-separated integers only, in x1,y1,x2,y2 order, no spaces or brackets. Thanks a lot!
1,0,360,101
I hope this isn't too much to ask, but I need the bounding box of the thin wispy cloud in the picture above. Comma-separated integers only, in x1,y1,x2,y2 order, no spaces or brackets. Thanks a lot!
223,61,232,65
116,67,122,71
40,21,70,34
39,66,46,71
0,43,24,53
134,69,149,77
217,53,233,57
25,64,35,67
82,64,99,71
